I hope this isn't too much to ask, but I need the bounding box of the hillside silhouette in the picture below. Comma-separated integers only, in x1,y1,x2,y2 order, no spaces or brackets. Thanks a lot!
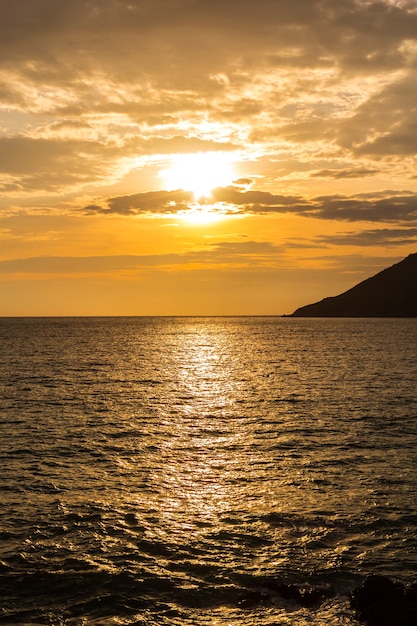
291,253,417,317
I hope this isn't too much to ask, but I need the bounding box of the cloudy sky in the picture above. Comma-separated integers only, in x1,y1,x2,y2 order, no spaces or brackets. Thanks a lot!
1,0,417,315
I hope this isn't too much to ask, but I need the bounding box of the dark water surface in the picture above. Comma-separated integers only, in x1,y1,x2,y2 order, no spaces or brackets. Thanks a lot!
1,316,416,625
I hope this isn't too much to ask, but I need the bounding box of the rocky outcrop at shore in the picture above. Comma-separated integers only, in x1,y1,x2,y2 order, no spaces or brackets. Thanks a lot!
350,575,417,626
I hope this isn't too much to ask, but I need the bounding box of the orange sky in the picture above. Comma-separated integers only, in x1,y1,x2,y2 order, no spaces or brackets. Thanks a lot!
1,0,417,315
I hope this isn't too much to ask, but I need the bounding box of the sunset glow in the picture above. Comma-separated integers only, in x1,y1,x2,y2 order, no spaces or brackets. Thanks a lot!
1,0,417,316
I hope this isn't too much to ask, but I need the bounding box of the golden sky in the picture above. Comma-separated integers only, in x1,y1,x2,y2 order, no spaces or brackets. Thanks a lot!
1,0,417,315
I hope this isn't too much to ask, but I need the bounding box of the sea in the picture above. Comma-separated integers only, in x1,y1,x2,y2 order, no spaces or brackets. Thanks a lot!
1,316,416,625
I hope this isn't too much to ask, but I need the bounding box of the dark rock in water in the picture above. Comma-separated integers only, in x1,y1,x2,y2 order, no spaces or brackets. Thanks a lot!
406,582,417,604
290,252,417,317
350,575,417,626
273,582,330,607
297,585,330,607
235,580,331,610
237,589,270,609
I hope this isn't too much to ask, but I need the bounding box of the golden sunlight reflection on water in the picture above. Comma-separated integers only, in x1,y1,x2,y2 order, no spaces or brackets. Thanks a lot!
155,324,246,528
145,318,323,539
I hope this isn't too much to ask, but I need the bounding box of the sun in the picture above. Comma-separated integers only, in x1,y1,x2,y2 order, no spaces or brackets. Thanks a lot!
161,152,236,199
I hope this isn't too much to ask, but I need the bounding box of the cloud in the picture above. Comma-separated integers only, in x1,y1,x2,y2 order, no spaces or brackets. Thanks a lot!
213,188,417,223
338,74,417,156
2,1,416,76
84,190,194,215
311,167,379,179
317,227,417,246
82,186,310,216
211,187,308,208
0,132,240,194
0,239,280,274
82,186,417,224
1,0,417,227
311,193,417,223
136,136,239,155
2,1,416,114
0,136,121,191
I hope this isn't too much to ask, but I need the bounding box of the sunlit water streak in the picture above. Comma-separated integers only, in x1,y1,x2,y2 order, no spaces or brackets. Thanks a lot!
0,316,416,625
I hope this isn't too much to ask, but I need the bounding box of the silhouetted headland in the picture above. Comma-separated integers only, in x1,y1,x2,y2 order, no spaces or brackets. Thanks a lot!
290,253,417,317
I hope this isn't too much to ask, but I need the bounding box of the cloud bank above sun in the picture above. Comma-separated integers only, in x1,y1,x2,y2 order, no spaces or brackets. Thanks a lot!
1,0,417,201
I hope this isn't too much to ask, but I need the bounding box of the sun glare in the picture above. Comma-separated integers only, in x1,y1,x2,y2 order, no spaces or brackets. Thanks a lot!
180,207,225,225
162,152,235,199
